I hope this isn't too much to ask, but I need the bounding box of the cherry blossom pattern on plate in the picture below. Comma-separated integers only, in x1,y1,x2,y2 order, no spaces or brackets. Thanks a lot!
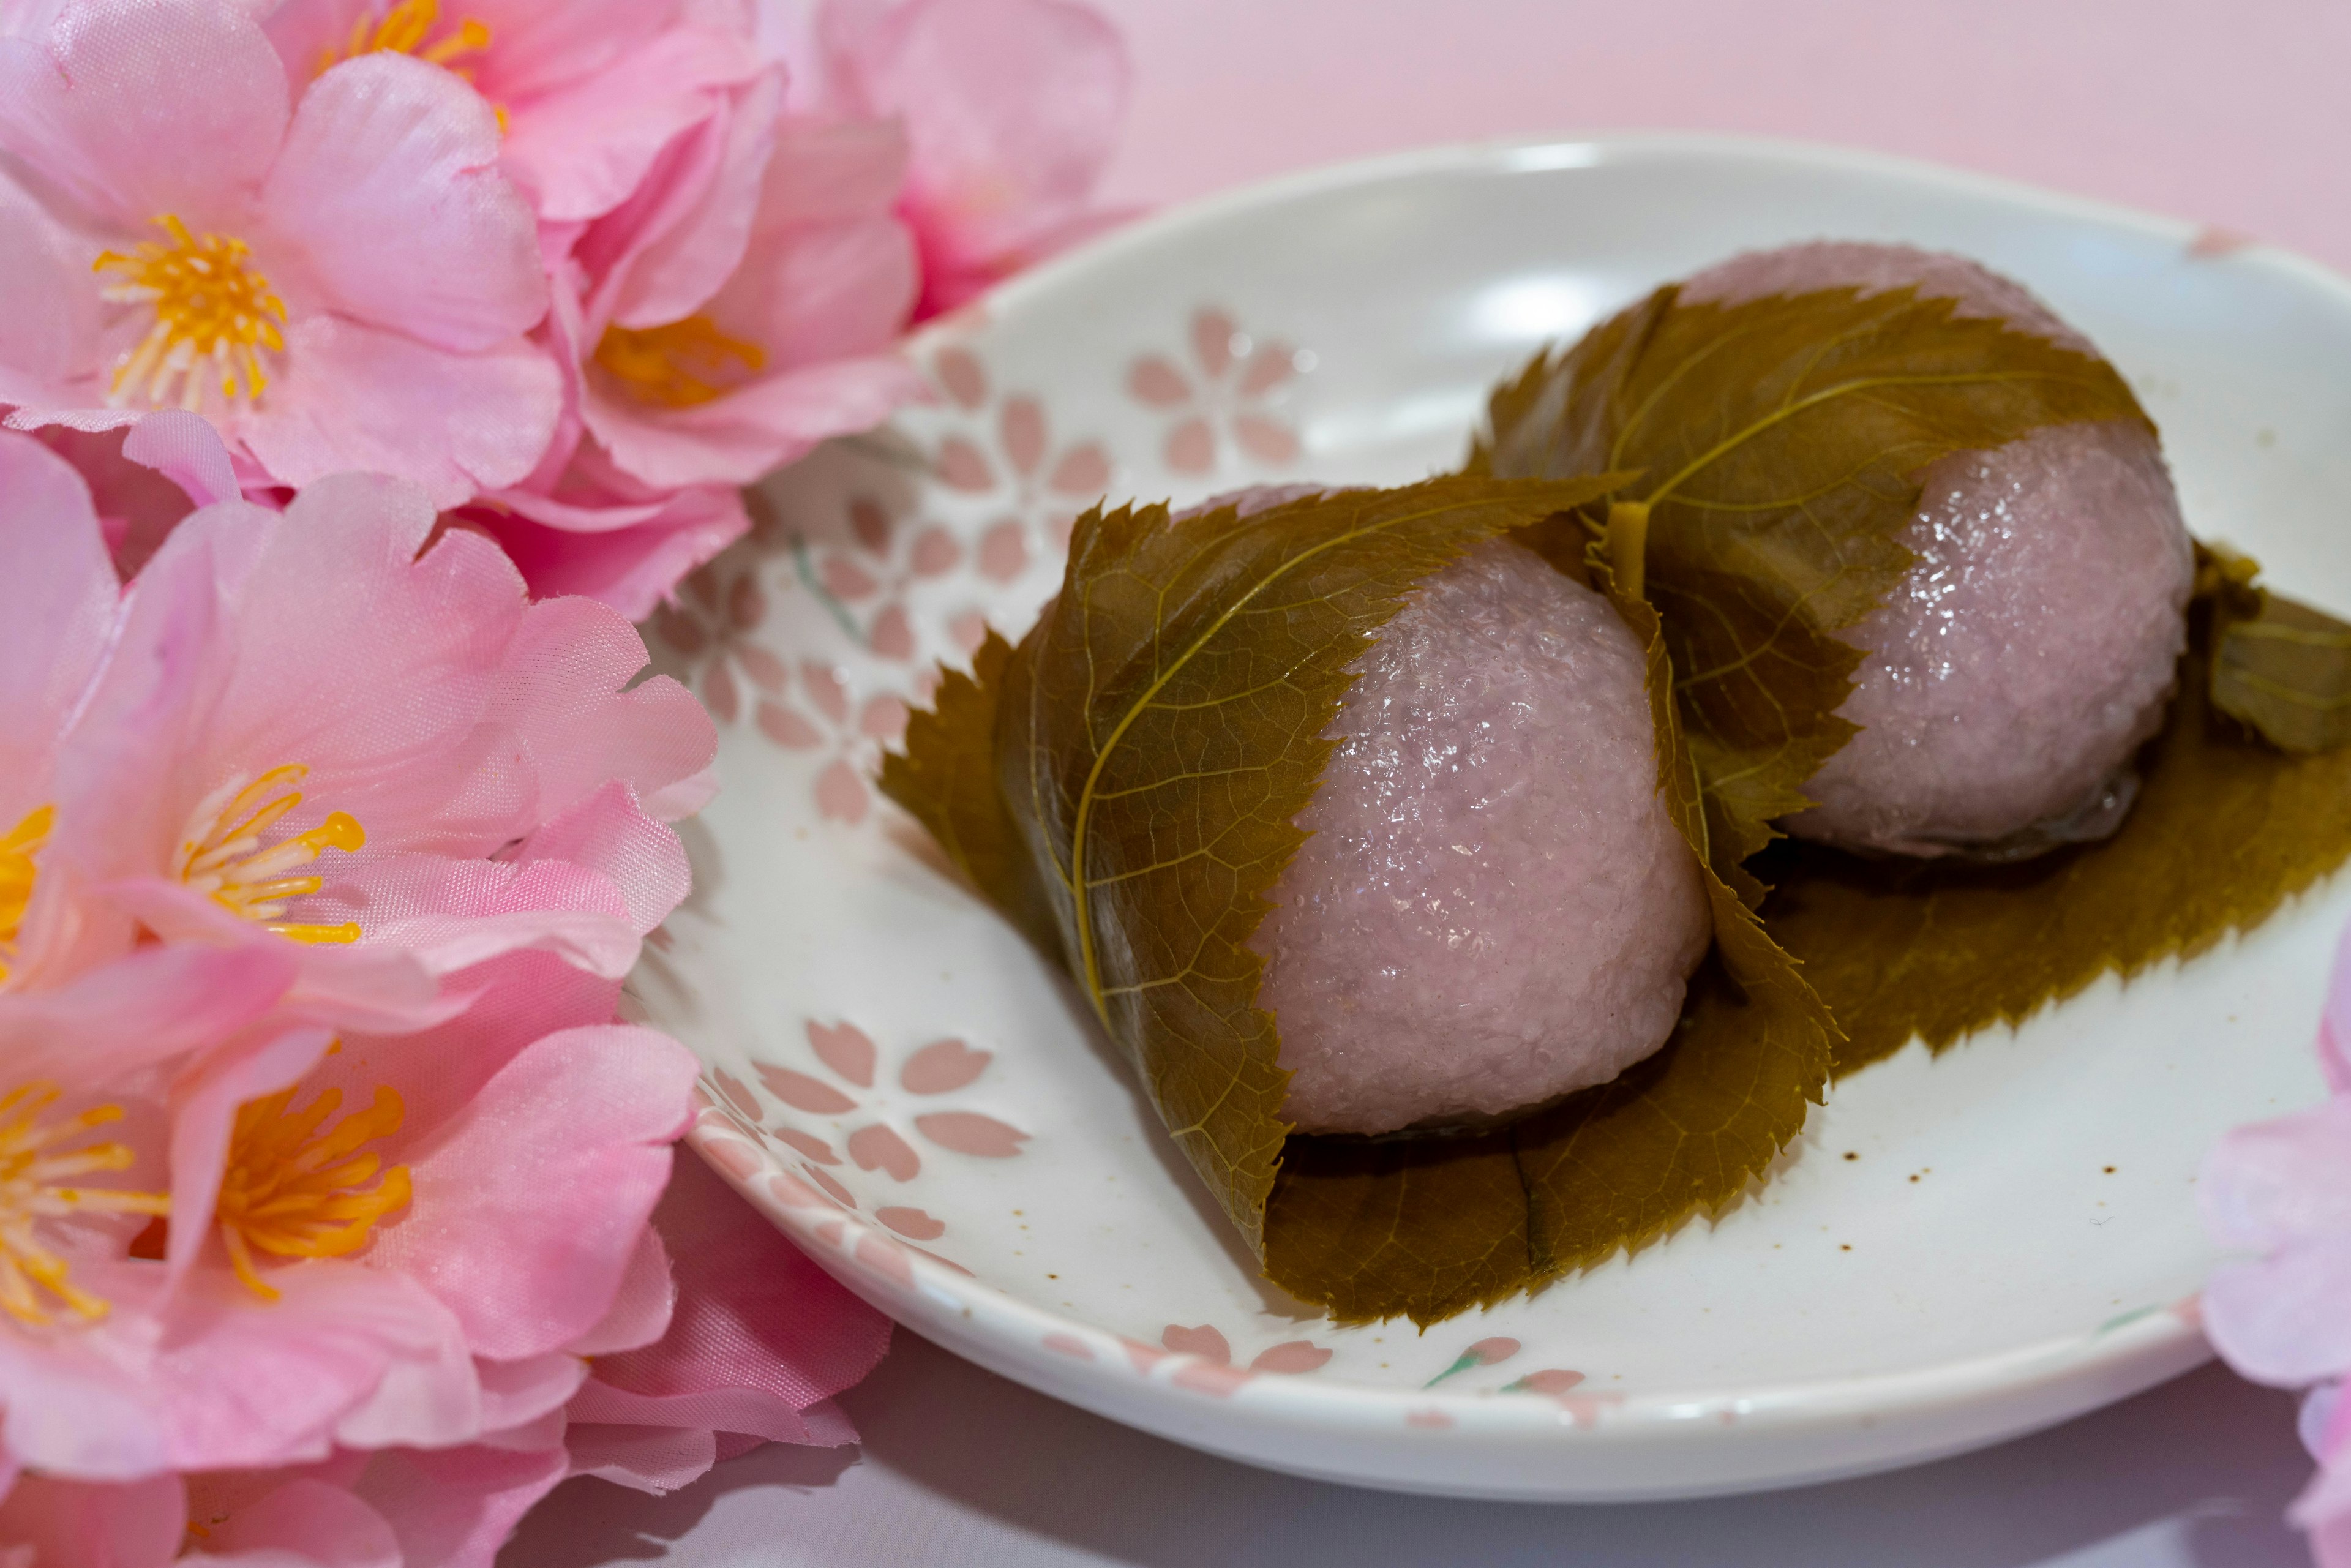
711,1020,1030,1249
1127,307,1312,476
927,343,1114,583
650,557,788,730
800,489,966,669
1161,1322,1334,1379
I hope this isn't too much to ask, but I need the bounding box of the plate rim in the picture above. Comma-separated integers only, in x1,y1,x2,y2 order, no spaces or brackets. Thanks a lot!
674,127,2345,1485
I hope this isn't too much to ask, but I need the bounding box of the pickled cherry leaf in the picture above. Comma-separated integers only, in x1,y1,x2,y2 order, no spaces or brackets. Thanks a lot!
2202,544,2351,753
882,476,1621,1259
1763,571,2351,1075
1476,283,2152,889
1266,577,1835,1324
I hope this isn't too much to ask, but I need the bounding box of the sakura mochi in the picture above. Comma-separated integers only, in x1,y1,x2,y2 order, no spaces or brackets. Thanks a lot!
1184,490,1712,1136
1680,242,2196,858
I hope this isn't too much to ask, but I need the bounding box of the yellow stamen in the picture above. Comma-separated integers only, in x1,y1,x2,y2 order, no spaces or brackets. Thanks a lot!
93,216,287,412
318,0,495,83
0,1082,171,1326
216,1083,411,1301
0,804,54,985
594,315,768,409
174,767,366,945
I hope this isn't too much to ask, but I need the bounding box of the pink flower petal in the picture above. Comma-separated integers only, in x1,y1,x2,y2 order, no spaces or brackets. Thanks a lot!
847,1123,921,1182
602,71,781,332
582,353,920,490
263,54,546,351
901,1038,992,1095
876,1206,946,1240
351,1444,567,1568
0,1472,184,1568
756,1065,858,1116
0,0,288,230
1126,356,1191,408
1000,395,1047,476
757,702,824,748
934,346,988,408
807,1019,879,1087
815,759,871,824
1160,1324,1230,1365
1164,416,1214,475
914,1111,1029,1157
1250,1341,1333,1375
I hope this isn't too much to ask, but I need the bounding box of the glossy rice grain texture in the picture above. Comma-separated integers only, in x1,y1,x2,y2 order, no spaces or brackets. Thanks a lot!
1681,242,2195,857
1240,525,1711,1135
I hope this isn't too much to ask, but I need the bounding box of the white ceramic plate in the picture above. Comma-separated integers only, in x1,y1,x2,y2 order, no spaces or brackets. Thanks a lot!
631,133,2351,1501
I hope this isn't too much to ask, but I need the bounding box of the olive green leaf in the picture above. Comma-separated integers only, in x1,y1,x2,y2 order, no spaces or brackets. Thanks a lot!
1762,566,2351,1076
1477,283,2153,891
2203,544,2351,753
1265,575,1835,1325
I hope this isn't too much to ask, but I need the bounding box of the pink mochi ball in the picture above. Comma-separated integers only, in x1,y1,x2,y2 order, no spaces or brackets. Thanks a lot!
1184,490,1712,1135
1678,242,2195,857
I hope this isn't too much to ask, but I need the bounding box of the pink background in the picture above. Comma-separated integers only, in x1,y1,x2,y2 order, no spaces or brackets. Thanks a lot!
1090,0,2351,274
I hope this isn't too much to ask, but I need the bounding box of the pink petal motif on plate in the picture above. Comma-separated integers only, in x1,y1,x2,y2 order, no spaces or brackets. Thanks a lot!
2173,1294,2206,1328
803,1163,858,1209
1120,1338,1168,1375
910,527,961,576
876,1205,946,1240
853,1232,915,1289
1043,1333,1095,1361
936,436,994,492
859,694,909,740
1000,396,1048,477
1239,343,1299,395
1049,443,1112,497
653,606,707,656
949,612,989,655
701,1136,760,1180
1044,512,1078,552
735,643,787,692
907,1245,972,1277
1404,1407,1456,1430
1249,1341,1332,1375
934,345,987,409
1468,1337,1521,1366
2188,225,2257,258
847,1123,921,1182
977,520,1028,583
1234,414,1300,465
814,1218,847,1248
806,1021,877,1087
1505,1368,1584,1395
756,702,823,749
915,1111,1029,1157
1554,1392,1625,1430
728,574,767,631
1160,1324,1230,1365
711,1068,761,1121
814,760,870,825
690,1087,716,1114
702,660,740,725
869,606,915,661
901,1038,991,1095
1164,418,1215,475
912,669,941,703
686,570,720,610
766,1170,830,1210
1126,355,1191,408
821,555,879,601
849,495,893,553
800,662,849,723
1191,308,1239,377
1172,1361,1252,1397
757,1065,858,1115
771,1127,840,1165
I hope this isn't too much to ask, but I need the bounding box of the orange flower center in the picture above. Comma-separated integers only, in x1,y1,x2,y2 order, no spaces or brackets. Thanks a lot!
174,766,367,945
216,1082,411,1301
0,805,53,984
594,315,768,408
320,0,493,74
94,216,288,411
0,1082,170,1326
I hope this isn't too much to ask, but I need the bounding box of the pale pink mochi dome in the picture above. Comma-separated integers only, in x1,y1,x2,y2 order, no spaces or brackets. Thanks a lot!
1679,243,2195,857
1196,486,1710,1136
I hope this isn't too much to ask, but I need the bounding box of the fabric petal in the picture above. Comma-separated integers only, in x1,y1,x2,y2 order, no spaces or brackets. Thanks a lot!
187,1478,400,1568
242,314,561,506
0,430,119,814
362,1025,699,1360
2207,1239,2351,1385
583,351,918,489
564,1224,675,1357
0,165,104,409
562,1423,716,1494
0,0,288,230
262,54,546,351
605,70,782,332
0,1471,184,1568
350,1444,569,1568
2201,1097,2351,1252
474,482,751,619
